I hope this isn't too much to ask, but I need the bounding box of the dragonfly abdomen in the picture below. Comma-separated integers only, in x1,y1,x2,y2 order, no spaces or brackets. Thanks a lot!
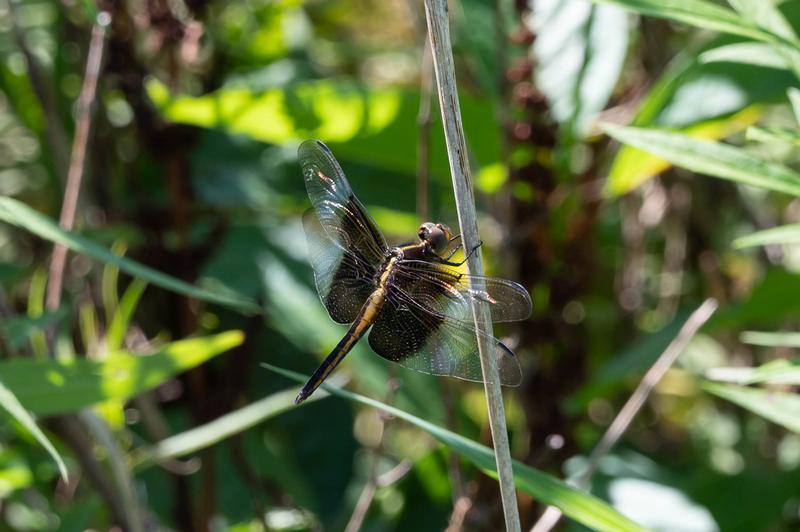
294,283,389,404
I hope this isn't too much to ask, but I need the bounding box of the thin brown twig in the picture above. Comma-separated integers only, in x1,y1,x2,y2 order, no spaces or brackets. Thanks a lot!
530,298,718,532
45,13,111,312
34,12,146,532
344,382,404,532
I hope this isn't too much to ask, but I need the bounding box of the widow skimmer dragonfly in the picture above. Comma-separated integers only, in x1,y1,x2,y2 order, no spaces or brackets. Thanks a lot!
295,140,531,404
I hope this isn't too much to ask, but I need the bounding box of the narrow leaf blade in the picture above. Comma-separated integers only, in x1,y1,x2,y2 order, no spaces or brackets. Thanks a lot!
0,377,68,481
706,359,800,386
263,364,647,532
703,381,800,432
0,197,260,315
587,0,772,42
603,124,800,196
2,331,244,416
732,223,800,248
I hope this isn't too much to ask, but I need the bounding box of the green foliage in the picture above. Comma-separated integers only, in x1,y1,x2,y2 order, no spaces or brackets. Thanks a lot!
703,382,800,433
0,197,260,315
0,378,67,481
3,0,800,529
265,364,647,532
0,332,243,416
603,124,800,196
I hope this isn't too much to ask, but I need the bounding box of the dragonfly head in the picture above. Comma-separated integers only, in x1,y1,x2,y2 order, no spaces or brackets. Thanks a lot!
418,222,453,254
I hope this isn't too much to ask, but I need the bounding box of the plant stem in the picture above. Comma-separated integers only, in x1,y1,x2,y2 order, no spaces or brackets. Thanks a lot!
422,1,521,529
530,298,718,532
46,12,111,312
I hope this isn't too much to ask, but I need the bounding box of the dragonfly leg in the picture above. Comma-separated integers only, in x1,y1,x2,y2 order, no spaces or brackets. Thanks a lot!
435,240,483,267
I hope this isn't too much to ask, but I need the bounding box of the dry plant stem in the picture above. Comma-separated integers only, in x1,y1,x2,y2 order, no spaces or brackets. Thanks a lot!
80,411,145,532
38,13,145,532
416,38,434,223
423,1,521,530
408,1,467,501
530,298,718,532
344,384,409,532
46,14,110,312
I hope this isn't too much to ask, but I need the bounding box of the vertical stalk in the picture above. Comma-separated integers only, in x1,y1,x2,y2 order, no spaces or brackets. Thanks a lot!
422,1,521,530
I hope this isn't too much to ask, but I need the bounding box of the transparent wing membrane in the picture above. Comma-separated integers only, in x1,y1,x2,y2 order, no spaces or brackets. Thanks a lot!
393,260,532,324
299,140,387,265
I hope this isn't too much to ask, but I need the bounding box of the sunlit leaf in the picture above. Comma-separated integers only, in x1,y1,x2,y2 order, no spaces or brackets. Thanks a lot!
147,78,500,179
727,0,798,43
0,377,67,481
726,0,800,80
733,224,800,249
789,87,800,125
603,124,800,196
531,0,629,136
746,126,800,145
703,381,800,433
106,279,147,352
700,42,790,69
605,107,761,196
585,0,773,42
706,359,800,386
0,331,244,416
741,330,800,348
0,197,260,315
264,364,647,532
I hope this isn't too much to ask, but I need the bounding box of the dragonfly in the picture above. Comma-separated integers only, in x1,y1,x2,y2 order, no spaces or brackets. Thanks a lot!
295,140,532,404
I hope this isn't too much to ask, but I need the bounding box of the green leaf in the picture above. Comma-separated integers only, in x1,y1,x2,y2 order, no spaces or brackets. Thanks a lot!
711,268,800,328
700,42,789,69
0,377,67,481
585,0,773,42
135,382,334,467
741,330,800,348
732,223,800,248
703,381,800,432
263,364,647,532
147,78,500,179
727,0,798,43
0,331,244,416
789,87,800,125
531,1,629,137
605,108,761,196
106,279,148,352
746,126,800,145
706,359,800,386
0,309,68,351
603,124,800,196
727,0,800,79
0,197,260,315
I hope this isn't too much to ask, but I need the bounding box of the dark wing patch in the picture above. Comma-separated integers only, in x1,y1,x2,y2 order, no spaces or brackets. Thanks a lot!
368,289,522,386
299,140,389,324
303,210,377,324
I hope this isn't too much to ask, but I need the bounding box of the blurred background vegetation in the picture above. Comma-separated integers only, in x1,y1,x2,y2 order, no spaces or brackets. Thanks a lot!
1,0,800,530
